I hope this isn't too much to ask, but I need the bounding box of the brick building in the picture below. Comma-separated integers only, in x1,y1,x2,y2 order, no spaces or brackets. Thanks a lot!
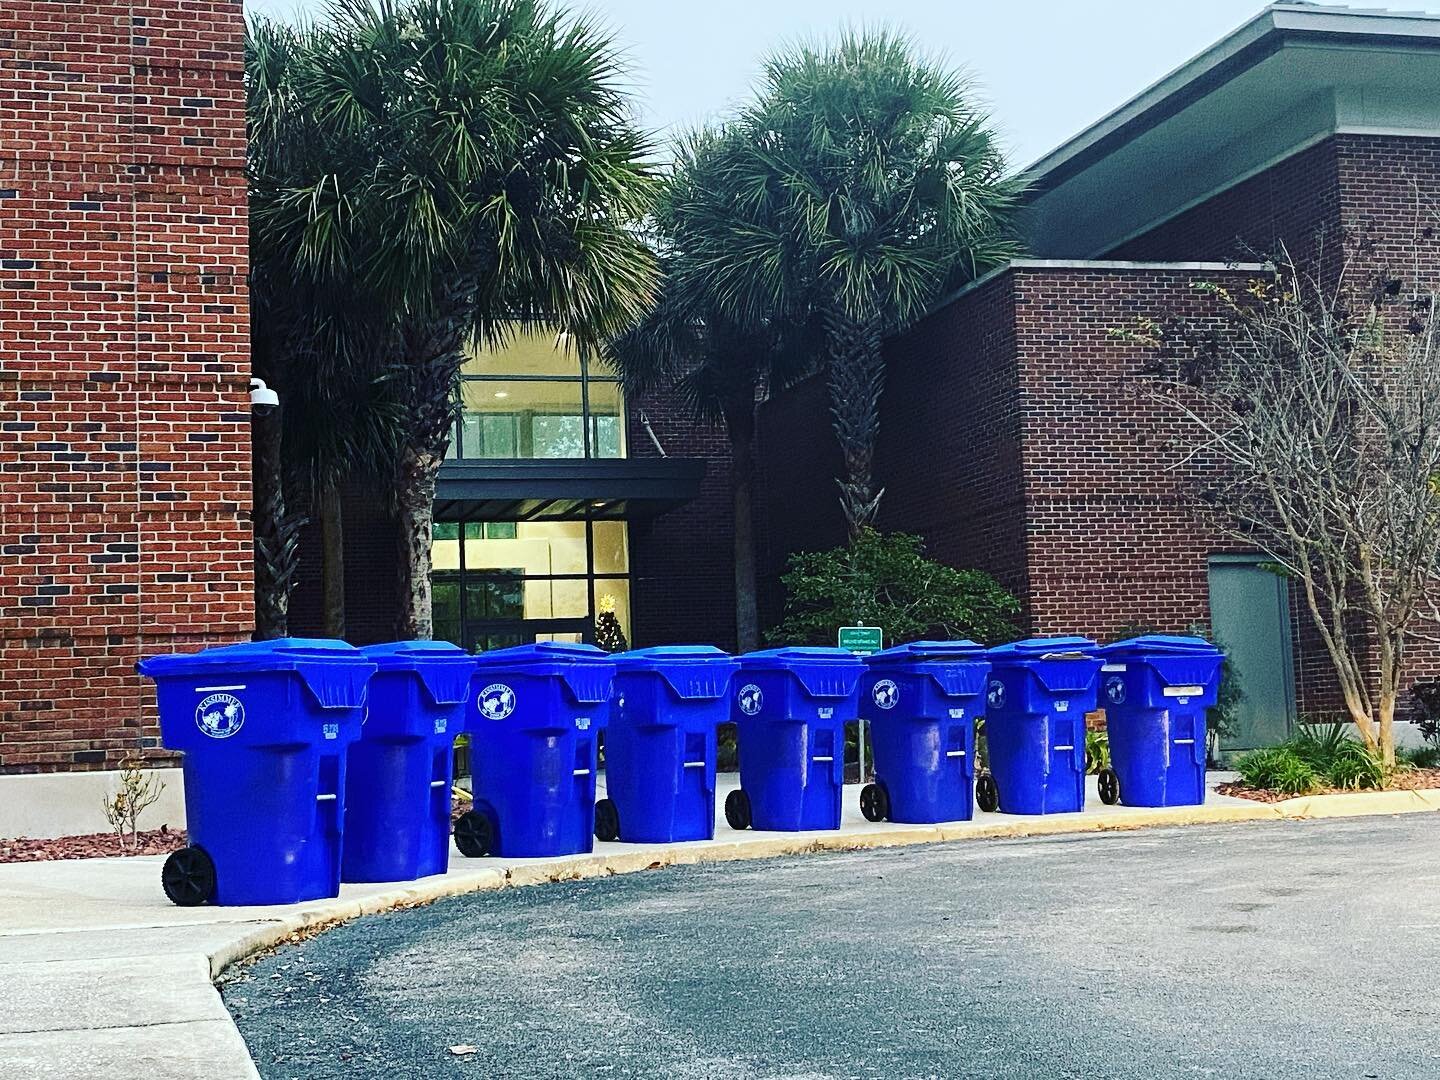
9,1,1440,818
761,3,1440,750
0,1,252,819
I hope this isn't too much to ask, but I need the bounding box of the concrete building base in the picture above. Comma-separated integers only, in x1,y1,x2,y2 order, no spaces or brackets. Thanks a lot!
0,769,186,840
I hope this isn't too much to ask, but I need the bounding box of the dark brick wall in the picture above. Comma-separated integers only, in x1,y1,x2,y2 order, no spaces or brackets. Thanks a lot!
754,373,845,624
626,388,737,650
875,273,1029,608
289,481,398,646
1106,137,1343,265
0,1,253,773
757,266,1261,650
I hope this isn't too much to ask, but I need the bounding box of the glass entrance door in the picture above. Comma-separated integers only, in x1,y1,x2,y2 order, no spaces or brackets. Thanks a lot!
431,518,630,653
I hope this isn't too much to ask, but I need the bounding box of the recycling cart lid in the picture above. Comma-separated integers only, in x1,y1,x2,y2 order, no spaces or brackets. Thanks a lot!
737,646,863,699
738,646,865,667
614,645,738,701
987,636,1098,660
137,637,375,711
614,644,734,667
474,641,612,667
865,640,987,667
1100,635,1221,658
473,640,614,704
361,640,477,706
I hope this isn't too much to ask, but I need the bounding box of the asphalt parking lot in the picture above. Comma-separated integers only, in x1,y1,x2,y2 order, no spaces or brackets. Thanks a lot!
225,815,1440,1079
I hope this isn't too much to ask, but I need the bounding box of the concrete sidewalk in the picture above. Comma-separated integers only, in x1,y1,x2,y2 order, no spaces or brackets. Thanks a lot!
1,775,1434,1079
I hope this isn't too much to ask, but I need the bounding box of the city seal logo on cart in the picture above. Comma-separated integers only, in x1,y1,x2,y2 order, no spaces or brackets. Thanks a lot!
738,683,763,716
478,683,517,721
1104,675,1127,706
195,693,245,739
872,679,899,710
987,679,1006,710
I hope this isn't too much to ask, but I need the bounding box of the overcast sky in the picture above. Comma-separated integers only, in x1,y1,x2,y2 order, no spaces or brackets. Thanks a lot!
242,0,1440,168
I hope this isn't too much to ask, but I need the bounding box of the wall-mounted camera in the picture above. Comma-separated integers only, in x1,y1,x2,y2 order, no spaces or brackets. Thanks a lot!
249,377,279,415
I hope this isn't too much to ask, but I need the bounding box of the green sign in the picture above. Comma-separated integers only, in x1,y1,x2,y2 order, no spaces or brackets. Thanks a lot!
838,626,883,655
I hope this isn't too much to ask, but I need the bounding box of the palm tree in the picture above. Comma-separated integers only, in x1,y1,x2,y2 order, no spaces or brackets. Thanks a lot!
693,30,1023,537
610,128,819,651
248,14,406,640
250,0,659,640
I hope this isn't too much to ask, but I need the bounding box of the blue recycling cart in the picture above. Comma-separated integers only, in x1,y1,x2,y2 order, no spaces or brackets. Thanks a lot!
979,637,1102,816
726,647,864,833
341,641,476,883
1096,635,1224,807
596,646,739,844
858,641,990,824
137,639,375,906
455,642,615,859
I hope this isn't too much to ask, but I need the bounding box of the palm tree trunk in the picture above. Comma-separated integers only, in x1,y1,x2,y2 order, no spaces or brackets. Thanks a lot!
724,398,760,653
251,404,302,640
319,481,346,639
824,311,887,539
395,444,440,641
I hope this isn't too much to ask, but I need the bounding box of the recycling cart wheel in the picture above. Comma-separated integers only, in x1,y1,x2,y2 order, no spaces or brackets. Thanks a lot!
162,845,216,907
859,782,890,823
975,772,1000,814
594,798,621,843
724,788,752,831
1097,767,1121,806
453,809,494,858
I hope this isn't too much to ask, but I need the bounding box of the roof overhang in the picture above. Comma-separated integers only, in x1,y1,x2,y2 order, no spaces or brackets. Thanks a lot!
434,458,706,521
1022,3,1440,258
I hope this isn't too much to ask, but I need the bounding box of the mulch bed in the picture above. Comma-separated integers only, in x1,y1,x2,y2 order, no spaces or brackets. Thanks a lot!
0,825,187,864
1218,767,1440,803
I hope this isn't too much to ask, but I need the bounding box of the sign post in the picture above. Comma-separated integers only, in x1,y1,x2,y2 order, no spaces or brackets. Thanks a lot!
838,626,883,783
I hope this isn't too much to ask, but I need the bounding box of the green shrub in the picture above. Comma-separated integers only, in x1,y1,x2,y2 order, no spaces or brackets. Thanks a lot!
1398,744,1440,769
1237,723,1384,793
1085,729,1110,774
1293,722,1385,790
1235,746,1321,795
767,528,1020,647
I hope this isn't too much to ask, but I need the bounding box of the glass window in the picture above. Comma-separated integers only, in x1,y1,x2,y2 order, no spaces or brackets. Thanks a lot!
532,413,585,458
592,520,628,574
451,327,625,461
462,329,582,377
586,380,625,458
433,577,462,645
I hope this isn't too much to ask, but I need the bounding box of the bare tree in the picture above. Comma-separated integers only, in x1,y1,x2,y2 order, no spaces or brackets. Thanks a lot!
101,757,166,852
1147,251,1440,767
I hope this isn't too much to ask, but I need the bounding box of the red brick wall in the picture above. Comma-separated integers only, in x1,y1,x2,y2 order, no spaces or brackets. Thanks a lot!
757,273,1031,635
1007,266,1255,639
0,1,252,773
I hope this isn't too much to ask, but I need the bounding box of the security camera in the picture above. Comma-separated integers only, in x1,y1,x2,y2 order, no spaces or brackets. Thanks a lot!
249,377,279,414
